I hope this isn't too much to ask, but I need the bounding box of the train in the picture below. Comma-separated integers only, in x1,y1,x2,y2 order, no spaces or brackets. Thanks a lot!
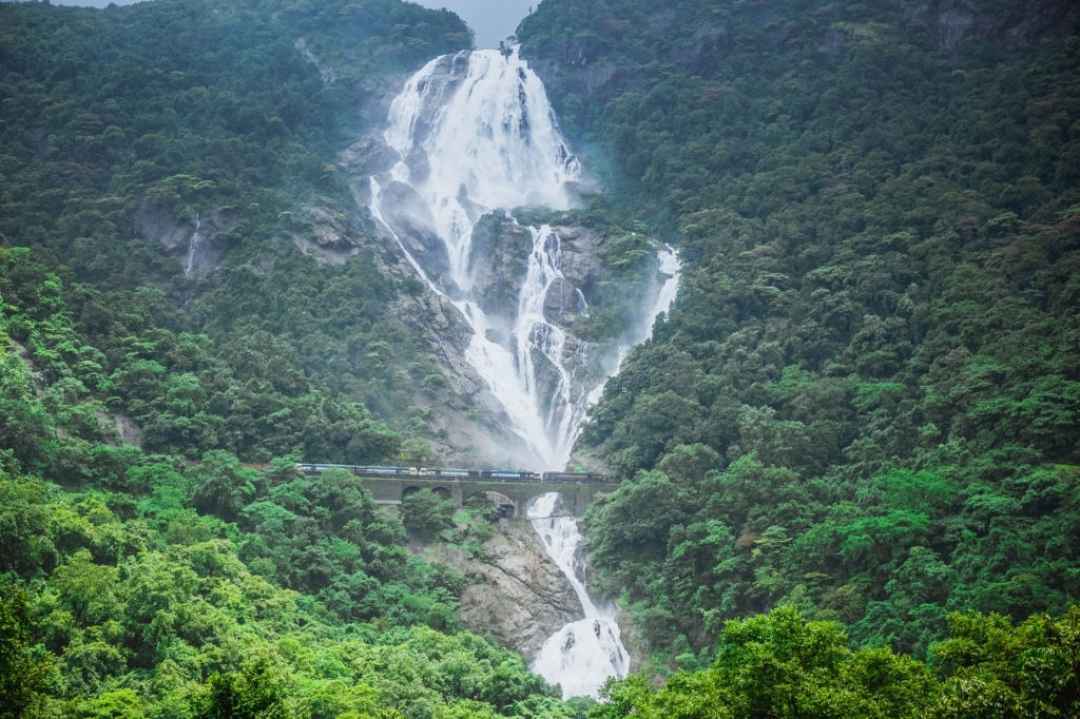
294,464,608,483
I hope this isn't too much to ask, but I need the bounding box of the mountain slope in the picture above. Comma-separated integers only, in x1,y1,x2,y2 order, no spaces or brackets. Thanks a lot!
519,0,1080,663
0,0,471,456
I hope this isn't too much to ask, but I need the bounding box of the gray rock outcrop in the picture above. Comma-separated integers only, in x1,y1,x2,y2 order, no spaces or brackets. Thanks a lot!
468,212,533,319
377,181,453,286
288,204,374,265
134,201,239,278
339,136,400,178
423,522,583,660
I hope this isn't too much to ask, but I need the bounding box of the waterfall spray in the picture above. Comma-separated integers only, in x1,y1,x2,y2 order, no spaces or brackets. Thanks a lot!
528,493,630,698
369,46,681,696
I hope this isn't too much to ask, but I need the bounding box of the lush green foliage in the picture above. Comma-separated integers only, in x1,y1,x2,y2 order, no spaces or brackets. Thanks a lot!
0,247,400,464
591,605,1080,719
0,270,573,717
0,463,568,717
0,589,53,719
5,0,1080,710
521,0,1080,663
401,488,458,541
0,0,470,440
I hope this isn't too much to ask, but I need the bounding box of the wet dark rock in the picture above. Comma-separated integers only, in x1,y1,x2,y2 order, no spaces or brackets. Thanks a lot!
134,200,238,278
379,180,453,283
338,136,399,177
468,212,533,320
289,204,372,265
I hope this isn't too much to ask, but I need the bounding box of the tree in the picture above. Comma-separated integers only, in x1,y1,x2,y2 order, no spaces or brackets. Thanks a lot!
199,658,296,719
400,489,455,540
929,608,1080,719
73,690,144,719
597,606,937,719
191,451,258,521
0,587,53,719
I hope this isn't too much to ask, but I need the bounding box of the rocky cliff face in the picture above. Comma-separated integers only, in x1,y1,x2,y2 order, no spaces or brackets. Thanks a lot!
134,201,239,279
468,213,533,323
467,215,607,336
322,83,662,465
422,522,583,659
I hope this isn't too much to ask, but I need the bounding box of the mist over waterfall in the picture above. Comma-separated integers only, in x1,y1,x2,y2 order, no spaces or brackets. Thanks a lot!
370,46,679,471
368,47,680,697
372,47,585,467
383,49,580,291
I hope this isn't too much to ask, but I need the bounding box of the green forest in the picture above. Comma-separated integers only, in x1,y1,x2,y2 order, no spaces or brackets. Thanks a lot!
518,0,1080,697
0,0,469,439
2,0,1080,716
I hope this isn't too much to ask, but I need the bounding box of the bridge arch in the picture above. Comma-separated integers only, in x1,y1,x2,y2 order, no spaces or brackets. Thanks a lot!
465,490,517,520
403,485,454,501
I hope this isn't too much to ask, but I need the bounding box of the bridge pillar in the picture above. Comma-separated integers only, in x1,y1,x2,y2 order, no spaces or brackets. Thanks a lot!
451,481,464,509
574,487,590,517
504,491,528,523
370,478,405,505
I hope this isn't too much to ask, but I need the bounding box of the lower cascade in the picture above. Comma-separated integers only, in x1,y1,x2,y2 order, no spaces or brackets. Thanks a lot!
528,493,629,698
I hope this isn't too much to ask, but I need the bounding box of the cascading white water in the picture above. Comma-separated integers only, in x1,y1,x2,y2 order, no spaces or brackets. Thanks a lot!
384,48,580,292
586,246,682,408
528,493,629,698
369,47,682,697
524,252,678,698
184,213,202,277
515,226,576,465
373,46,589,468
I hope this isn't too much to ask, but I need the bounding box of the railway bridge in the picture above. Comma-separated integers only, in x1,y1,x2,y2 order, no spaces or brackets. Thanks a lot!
298,465,618,519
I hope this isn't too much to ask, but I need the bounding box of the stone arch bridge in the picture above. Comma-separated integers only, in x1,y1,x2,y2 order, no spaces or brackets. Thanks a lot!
298,464,618,519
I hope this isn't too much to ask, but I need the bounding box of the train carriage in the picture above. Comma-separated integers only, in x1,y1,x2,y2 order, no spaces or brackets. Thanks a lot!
296,464,607,484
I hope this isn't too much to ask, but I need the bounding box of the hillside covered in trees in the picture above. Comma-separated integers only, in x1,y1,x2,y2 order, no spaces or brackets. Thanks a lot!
2,0,1080,716
0,0,471,449
0,1,573,715
519,0,1080,672
2,251,1076,715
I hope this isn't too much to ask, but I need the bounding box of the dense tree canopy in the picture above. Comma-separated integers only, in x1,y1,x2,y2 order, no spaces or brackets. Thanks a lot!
0,0,470,441
520,0,1080,668
2,0,1080,713
593,605,1080,719
0,252,572,717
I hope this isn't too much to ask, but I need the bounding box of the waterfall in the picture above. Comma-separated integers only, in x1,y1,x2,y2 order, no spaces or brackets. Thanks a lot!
383,48,579,292
585,246,682,408
514,226,576,465
372,46,591,468
184,213,202,277
368,46,682,697
528,492,630,698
